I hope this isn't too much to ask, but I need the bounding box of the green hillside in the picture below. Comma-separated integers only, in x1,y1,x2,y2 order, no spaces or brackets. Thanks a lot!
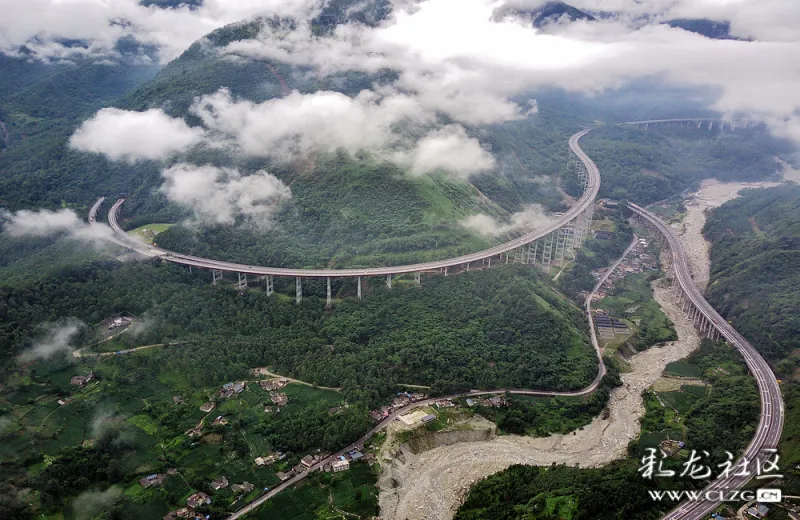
703,184,800,363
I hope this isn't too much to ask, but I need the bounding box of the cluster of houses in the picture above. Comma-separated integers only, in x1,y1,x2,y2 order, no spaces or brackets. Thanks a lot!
163,476,255,518
588,238,657,302
369,391,428,421
70,371,96,387
276,452,328,481
465,396,509,408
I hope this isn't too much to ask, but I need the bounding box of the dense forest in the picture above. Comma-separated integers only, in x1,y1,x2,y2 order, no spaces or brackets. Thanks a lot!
703,184,800,365
0,262,596,401
582,125,791,204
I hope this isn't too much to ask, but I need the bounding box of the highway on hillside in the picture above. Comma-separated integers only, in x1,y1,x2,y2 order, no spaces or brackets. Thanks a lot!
105,129,600,278
88,196,104,223
628,203,784,520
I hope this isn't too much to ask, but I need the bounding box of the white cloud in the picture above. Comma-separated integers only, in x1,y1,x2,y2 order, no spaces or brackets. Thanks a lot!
192,87,433,158
1,208,116,246
0,0,323,62
218,0,800,143
69,108,206,162
160,163,292,225
18,319,84,362
408,125,495,178
72,488,122,520
461,204,553,237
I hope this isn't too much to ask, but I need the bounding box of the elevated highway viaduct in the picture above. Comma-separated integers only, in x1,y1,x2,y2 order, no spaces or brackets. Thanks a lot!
106,129,600,304
629,202,784,520
621,117,764,132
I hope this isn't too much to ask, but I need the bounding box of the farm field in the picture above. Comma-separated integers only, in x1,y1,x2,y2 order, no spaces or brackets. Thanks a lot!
596,272,676,353
127,223,173,245
0,346,374,519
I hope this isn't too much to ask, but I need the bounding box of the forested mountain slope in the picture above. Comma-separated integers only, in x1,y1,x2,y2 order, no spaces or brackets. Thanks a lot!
0,51,160,209
703,184,800,363
582,125,791,203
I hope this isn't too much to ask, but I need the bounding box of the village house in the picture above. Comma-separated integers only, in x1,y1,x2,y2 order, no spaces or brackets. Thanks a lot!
210,476,229,491
300,455,316,468
254,453,281,466
328,406,343,415
332,460,350,472
163,508,203,520
263,405,274,413
199,402,215,413
185,426,202,438
231,481,254,494
139,473,165,488
276,470,294,481
270,391,288,406
219,382,235,399
233,382,245,394
185,492,211,509
292,464,306,475
212,415,228,426
172,395,183,404
70,371,95,387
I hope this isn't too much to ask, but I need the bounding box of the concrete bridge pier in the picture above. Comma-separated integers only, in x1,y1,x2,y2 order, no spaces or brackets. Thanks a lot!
265,275,274,296
541,232,555,272
697,121,702,129
326,277,332,308
414,272,421,286
212,269,223,286
237,272,248,290
526,241,538,265
357,276,362,299
386,274,392,289
296,277,302,304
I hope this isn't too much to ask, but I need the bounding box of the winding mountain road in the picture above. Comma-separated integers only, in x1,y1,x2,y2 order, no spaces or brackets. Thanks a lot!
629,202,784,520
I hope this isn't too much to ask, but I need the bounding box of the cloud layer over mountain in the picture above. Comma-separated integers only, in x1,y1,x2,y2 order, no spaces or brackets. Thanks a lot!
160,164,292,225
0,0,321,62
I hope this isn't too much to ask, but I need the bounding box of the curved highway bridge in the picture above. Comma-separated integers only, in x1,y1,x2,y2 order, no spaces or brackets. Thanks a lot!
629,202,784,520
106,129,599,303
